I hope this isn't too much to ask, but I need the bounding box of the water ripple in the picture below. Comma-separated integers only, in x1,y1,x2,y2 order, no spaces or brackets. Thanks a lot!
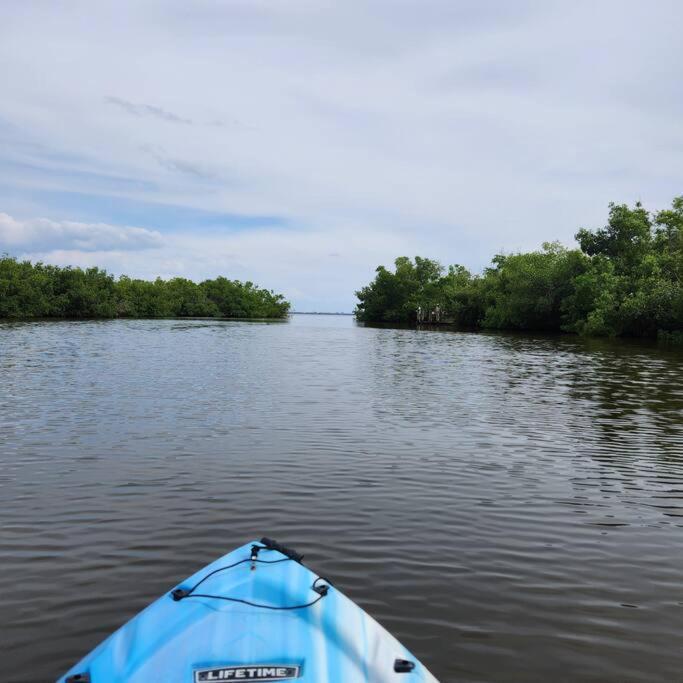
1,317,682,682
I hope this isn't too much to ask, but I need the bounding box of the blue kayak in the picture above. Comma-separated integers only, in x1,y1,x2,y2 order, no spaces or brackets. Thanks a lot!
58,539,439,682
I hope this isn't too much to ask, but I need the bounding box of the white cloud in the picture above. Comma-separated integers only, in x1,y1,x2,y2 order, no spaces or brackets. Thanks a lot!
104,96,192,124
0,213,163,252
0,0,682,309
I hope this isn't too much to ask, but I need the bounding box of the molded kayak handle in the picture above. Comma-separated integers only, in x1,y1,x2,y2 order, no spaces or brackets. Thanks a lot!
260,537,304,563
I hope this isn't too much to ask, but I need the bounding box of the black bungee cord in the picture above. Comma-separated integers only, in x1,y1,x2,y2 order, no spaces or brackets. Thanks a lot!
171,540,330,610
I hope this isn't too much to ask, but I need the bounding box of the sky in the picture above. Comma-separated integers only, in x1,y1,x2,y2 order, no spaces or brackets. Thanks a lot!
1,0,682,312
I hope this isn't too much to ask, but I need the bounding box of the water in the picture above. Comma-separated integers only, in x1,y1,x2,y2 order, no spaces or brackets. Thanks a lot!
1,315,682,682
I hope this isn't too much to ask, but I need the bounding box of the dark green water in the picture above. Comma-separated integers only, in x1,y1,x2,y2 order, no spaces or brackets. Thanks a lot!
1,315,682,682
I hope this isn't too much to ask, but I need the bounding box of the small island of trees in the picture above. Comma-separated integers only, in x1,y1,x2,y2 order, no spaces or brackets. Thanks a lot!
355,197,683,341
0,258,290,319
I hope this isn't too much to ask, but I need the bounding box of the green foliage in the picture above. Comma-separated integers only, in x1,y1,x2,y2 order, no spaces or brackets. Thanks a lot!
440,265,485,328
355,196,683,340
0,258,290,319
480,242,589,332
575,201,652,274
653,196,683,283
560,256,620,335
201,277,289,319
355,256,447,323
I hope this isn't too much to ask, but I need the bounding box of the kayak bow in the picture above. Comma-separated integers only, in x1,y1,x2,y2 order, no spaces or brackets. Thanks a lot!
58,539,439,683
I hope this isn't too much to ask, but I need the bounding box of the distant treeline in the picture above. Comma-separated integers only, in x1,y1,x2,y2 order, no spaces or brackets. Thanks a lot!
0,258,290,319
355,197,683,340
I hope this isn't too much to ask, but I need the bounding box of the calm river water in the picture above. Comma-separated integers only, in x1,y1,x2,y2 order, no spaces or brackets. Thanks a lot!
1,315,683,682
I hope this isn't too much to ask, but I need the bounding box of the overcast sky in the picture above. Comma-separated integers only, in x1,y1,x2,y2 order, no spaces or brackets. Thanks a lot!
1,1,682,311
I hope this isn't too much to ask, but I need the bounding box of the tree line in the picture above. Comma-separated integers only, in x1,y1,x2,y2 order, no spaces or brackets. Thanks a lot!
0,258,290,319
355,197,683,340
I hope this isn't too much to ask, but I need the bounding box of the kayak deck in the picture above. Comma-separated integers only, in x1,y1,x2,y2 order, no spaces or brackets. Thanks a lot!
58,540,438,682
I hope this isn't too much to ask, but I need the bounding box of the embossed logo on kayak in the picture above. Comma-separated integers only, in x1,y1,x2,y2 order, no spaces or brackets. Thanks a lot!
194,665,300,681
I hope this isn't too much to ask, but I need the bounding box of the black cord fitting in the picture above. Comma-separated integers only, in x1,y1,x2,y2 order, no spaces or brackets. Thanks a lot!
171,588,189,601
394,659,416,673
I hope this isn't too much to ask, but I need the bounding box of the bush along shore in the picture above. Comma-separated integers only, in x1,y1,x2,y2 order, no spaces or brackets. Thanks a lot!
355,197,683,340
0,258,290,319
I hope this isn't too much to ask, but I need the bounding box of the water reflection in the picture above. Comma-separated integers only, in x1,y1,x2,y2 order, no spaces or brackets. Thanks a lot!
1,316,682,682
